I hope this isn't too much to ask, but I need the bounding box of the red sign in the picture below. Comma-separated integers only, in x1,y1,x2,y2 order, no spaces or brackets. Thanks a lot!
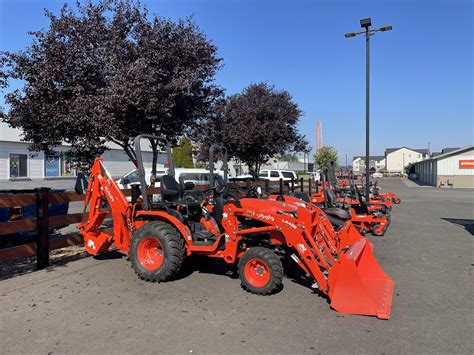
459,160,474,169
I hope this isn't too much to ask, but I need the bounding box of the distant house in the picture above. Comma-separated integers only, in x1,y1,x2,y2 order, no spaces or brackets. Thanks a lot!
384,147,429,173
352,156,385,173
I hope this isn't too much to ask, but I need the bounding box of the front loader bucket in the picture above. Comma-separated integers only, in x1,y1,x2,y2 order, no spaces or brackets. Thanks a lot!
327,238,394,319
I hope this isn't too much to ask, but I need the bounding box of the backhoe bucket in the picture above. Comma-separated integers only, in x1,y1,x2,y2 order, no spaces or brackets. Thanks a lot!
328,238,394,319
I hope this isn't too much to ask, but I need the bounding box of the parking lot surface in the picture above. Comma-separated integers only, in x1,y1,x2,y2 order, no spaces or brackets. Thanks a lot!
0,178,472,354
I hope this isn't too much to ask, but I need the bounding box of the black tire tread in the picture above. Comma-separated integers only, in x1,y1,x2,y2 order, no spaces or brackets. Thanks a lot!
238,247,284,295
129,221,185,282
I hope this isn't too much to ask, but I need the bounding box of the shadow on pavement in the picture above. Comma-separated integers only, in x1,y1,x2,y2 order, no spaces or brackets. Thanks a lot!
0,247,90,281
441,218,474,236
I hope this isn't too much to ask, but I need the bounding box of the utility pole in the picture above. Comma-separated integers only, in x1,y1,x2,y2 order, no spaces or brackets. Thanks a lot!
345,18,392,198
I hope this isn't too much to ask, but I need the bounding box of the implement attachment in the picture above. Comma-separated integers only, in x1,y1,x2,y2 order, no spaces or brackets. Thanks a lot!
327,238,394,319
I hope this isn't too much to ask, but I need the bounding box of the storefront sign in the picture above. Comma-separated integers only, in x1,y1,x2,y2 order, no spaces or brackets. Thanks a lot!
459,159,474,169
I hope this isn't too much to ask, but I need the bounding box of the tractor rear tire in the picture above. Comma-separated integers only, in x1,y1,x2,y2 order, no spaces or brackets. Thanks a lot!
130,221,185,282
238,247,283,295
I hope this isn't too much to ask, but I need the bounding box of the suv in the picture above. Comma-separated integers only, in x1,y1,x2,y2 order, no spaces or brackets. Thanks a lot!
258,170,299,185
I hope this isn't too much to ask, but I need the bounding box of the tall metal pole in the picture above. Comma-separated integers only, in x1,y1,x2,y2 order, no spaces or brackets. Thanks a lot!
345,19,392,196
365,28,370,199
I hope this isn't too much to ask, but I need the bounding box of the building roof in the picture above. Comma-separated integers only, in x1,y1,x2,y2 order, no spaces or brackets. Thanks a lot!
431,152,441,157
440,147,460,154
385,147,429,156
414,145,474,165
353,155,385,162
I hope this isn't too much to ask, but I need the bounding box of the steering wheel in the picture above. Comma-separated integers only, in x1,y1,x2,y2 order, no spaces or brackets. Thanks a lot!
205,176,228,197
247,184,263,198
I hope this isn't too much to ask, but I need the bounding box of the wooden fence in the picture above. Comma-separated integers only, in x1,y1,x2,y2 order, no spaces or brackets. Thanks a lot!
0,178,316,270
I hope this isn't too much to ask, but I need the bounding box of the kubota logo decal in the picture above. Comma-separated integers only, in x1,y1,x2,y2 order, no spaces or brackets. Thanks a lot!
255,213,274,222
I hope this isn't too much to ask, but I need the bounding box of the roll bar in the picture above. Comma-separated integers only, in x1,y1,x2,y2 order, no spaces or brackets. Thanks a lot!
133,134,174,210
321,167,329,208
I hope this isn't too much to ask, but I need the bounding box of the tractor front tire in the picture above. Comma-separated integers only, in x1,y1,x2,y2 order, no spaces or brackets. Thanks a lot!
130,221,185,282
238,247,283,295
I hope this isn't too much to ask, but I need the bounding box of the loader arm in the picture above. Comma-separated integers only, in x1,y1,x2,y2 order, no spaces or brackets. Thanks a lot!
78,158,133,255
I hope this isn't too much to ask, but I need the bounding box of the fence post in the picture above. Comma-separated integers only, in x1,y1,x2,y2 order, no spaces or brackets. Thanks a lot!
300,177,304,192
291,177,294,192
308,178,312,195
265,180,269,194
36,187,50,270
279,178,283,195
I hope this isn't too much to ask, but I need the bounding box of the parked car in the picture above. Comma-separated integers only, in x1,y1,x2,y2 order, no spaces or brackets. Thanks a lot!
372,172,383,178
311,170,321,181
258,170,299,185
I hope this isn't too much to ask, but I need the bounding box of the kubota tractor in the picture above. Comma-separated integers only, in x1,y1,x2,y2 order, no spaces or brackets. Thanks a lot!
76,135,394,319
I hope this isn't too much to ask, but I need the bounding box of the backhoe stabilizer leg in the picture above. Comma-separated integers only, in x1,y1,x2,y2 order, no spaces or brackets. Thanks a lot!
83,231,114,255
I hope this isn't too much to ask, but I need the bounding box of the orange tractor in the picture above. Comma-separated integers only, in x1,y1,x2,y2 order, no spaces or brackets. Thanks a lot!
76,136,394,319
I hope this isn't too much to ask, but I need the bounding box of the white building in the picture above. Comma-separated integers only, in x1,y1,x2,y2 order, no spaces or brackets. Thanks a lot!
384,147,429,173
0,121,158,182
413,145,474,188
352,156,386,173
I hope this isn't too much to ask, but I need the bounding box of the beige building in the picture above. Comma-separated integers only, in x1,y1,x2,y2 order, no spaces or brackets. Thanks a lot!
352,156,386,173
413,146,474,188
384,147,429,173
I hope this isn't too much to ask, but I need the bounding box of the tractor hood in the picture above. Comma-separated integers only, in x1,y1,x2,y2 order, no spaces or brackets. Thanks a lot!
239,198,297,214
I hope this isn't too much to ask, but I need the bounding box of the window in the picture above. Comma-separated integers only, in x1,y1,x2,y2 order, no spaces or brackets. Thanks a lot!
282,172,295,179
270,171,279,178
10,154,28,178
44,151,76,177
61,155,75,176
124,170,140,184
258,171,268,178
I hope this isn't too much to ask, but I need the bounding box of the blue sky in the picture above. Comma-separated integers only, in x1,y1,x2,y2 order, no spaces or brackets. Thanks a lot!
1,0,472,162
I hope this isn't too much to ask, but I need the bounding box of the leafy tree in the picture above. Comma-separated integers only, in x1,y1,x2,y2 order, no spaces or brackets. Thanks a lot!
194,82,309,175
404,162,415,175
314,146,338,169
1,0,222,170
172,137,194,168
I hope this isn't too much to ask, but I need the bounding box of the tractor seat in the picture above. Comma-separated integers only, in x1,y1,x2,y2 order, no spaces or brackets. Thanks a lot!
160,175,200,208
323,207,351,220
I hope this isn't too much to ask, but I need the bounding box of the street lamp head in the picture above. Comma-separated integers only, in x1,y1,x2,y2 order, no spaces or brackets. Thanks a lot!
360,18,372,29
345,32,357,38
378,25,393,32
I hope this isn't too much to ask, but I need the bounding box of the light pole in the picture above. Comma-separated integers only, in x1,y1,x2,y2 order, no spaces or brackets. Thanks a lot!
345,18,392,199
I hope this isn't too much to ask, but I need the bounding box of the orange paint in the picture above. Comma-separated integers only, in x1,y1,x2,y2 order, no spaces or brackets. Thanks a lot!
459,159,474,169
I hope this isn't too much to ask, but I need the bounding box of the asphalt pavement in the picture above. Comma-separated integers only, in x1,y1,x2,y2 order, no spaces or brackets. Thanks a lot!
0,178,473,354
